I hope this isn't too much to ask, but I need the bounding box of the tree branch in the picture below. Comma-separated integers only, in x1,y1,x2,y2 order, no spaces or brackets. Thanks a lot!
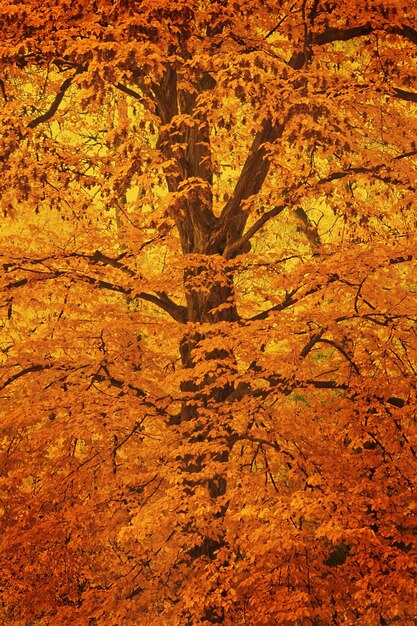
250,249,413,322
83,253,186,321
264,2,298,40
317,162,416,189
92,367,147,398
226,369,348,404
0,79,8,102
214,19,373,253
234,434,281,452
28,67,83,128
249,289,299,321
0,363,53,392
67,274,186,321
396,24,417,45
250,271,342,322
393,87,417,103
113,82,144,101
74,272,133,294
300,331,324,358
212,22,402,253
317,338,360,374
249,267,333,321
312,22,417,49
214,119,283,242
3,253,187,323
313,25,373,46
89,250,136,277
135,292,187,323
223,204,286,260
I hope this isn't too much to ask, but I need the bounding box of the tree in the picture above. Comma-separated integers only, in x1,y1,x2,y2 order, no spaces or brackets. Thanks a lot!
1,0,417,623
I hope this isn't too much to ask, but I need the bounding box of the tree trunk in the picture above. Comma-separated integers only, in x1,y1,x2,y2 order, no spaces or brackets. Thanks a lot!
177,268,239,623
153,67,245,623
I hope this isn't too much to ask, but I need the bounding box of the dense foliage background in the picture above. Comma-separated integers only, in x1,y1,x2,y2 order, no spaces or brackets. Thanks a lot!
1,1,417,624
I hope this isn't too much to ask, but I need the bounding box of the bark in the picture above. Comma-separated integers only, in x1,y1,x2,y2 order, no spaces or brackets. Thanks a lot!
178,280,239,626
151,62,285,623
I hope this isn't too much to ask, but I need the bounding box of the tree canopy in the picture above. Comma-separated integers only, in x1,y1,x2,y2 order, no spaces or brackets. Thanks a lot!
1,1,417,624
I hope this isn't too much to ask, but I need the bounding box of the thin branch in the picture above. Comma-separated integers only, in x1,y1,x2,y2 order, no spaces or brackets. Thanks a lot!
73,252,187,320
389,254,413,264
4,277,30,290
3,268,185,322
28,67,83,129
0,363,53,392
76,275,186,321
317,338,360,374
3,253,187,323
5,251,136,277
92,368,147,399
304,378,347,390
264,2,298,40
3,264,132,296
74,272,132,295
235,434,281,452
90,249,136,276
223,204,286,260
249,272,340,322
250,248,413,322
249,288,299,321
110,418,147,454
317,163,415,188
135,291,187,323
394,149,417,160
65,450,102,478
227,370,348,404
113,82,144,101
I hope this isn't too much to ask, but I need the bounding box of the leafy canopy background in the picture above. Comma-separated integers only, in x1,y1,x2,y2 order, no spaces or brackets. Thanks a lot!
1,1,417,624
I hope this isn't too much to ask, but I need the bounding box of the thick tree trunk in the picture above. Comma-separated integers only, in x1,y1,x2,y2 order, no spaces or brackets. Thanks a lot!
177,274,239,623
153,68,246,622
